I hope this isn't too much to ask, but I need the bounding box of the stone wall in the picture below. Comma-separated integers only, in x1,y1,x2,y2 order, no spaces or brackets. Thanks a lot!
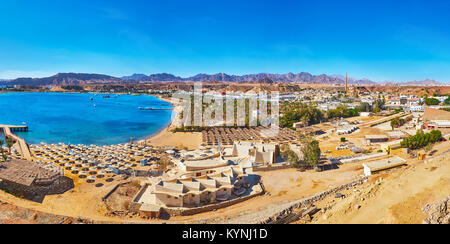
102,181,132,202
0,176,74,203
253,164,291,172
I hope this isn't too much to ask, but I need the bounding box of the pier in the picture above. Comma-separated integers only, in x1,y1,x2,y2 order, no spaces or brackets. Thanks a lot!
0,124,32,160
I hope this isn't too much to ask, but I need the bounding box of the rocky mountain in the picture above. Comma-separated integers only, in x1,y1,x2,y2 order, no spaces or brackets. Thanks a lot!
1,72,447,86
382,79,444,86
330,74,376,85
120,73,148,80
178,72,378,84
1,73,121,86
183,72,346,83
121,73,183,82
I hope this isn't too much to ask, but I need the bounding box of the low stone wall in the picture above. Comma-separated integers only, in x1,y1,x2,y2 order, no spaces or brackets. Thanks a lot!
0,176,74,203
128,183,151,213
259,177,369,224
101,181,131,202
253,164,291,172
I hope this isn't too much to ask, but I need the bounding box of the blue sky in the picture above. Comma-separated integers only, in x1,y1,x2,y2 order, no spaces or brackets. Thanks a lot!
1,0,450,82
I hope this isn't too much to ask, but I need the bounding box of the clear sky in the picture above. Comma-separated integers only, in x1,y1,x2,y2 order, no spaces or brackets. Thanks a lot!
1,0,450,82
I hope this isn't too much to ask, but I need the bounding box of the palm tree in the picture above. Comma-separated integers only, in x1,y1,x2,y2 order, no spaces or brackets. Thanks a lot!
0,139,5,162
5,138,14,155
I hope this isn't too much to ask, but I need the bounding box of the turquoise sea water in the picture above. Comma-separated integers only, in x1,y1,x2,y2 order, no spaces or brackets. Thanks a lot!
0,92,173,145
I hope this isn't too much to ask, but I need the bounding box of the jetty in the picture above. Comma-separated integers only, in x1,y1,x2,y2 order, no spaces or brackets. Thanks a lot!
139,107,172,111
0,124,32,160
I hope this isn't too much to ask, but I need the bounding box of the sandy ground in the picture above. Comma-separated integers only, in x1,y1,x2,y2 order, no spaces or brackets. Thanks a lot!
139,96,202,150
0,162,363,224
310,147,450,224
145,129,202,150
0,106,447,224
0,175,125,222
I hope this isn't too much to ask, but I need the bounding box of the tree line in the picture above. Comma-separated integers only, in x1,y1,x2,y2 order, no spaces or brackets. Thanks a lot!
400,130,442,150
279,100,384,129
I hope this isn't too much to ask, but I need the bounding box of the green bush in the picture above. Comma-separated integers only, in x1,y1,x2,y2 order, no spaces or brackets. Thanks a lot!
401,130,442,150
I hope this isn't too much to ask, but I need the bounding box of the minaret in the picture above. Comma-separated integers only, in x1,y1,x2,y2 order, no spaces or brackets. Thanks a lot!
345,73,348,93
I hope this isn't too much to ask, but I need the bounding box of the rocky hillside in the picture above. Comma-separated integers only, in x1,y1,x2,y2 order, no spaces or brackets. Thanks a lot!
310,148,450,224
2,72,446,86
124,72,376,84
2,73,121,86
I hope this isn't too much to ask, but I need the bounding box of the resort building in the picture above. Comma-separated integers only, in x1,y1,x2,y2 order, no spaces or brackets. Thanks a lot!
336,125,358,135
408,105,425,112
423,107,450,129
225,141,281,166
133,164,260,216
359,112,372,117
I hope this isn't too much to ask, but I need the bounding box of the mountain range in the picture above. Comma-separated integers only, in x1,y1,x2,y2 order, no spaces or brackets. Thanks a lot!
0,72,446,86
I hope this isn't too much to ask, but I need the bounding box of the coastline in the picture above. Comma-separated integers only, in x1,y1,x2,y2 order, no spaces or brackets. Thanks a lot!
139,95,202,150
1,92,182,147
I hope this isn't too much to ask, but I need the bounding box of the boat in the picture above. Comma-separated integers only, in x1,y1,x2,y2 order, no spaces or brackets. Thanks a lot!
103,95,110,98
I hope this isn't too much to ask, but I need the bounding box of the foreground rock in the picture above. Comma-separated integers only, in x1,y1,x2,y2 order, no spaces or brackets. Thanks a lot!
422,196,450,224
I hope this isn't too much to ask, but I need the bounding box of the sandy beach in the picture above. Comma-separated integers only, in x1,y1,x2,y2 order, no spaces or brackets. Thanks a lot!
141,95,202,150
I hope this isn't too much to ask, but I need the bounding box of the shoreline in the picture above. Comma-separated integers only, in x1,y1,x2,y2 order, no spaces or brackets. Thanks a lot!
138,95,177,141
137,96,202,150
1,92,183,148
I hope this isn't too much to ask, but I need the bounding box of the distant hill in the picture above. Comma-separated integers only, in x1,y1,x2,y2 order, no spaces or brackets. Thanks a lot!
1,73,121,86
0,72,447,86
121,73,183,82
123,72,378,84
120,73,148,81
382,79,444,86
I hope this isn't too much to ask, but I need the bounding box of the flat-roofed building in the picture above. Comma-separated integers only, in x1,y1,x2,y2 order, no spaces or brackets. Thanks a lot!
381,139,403,152
360,112,372,117
336,125,358,135
386,131,407,139
365,135,389,144
293,121,308,129
225,141,280,166
423,107,450,129
362,156,406,176
135,165,253,209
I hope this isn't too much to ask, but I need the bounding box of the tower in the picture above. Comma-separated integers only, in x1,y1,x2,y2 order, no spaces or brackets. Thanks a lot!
345,73,348,93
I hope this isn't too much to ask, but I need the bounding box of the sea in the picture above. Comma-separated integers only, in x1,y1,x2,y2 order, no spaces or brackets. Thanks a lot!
0,92,173,145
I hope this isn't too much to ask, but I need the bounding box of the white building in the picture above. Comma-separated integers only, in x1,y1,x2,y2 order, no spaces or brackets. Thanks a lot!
408,106,425,112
